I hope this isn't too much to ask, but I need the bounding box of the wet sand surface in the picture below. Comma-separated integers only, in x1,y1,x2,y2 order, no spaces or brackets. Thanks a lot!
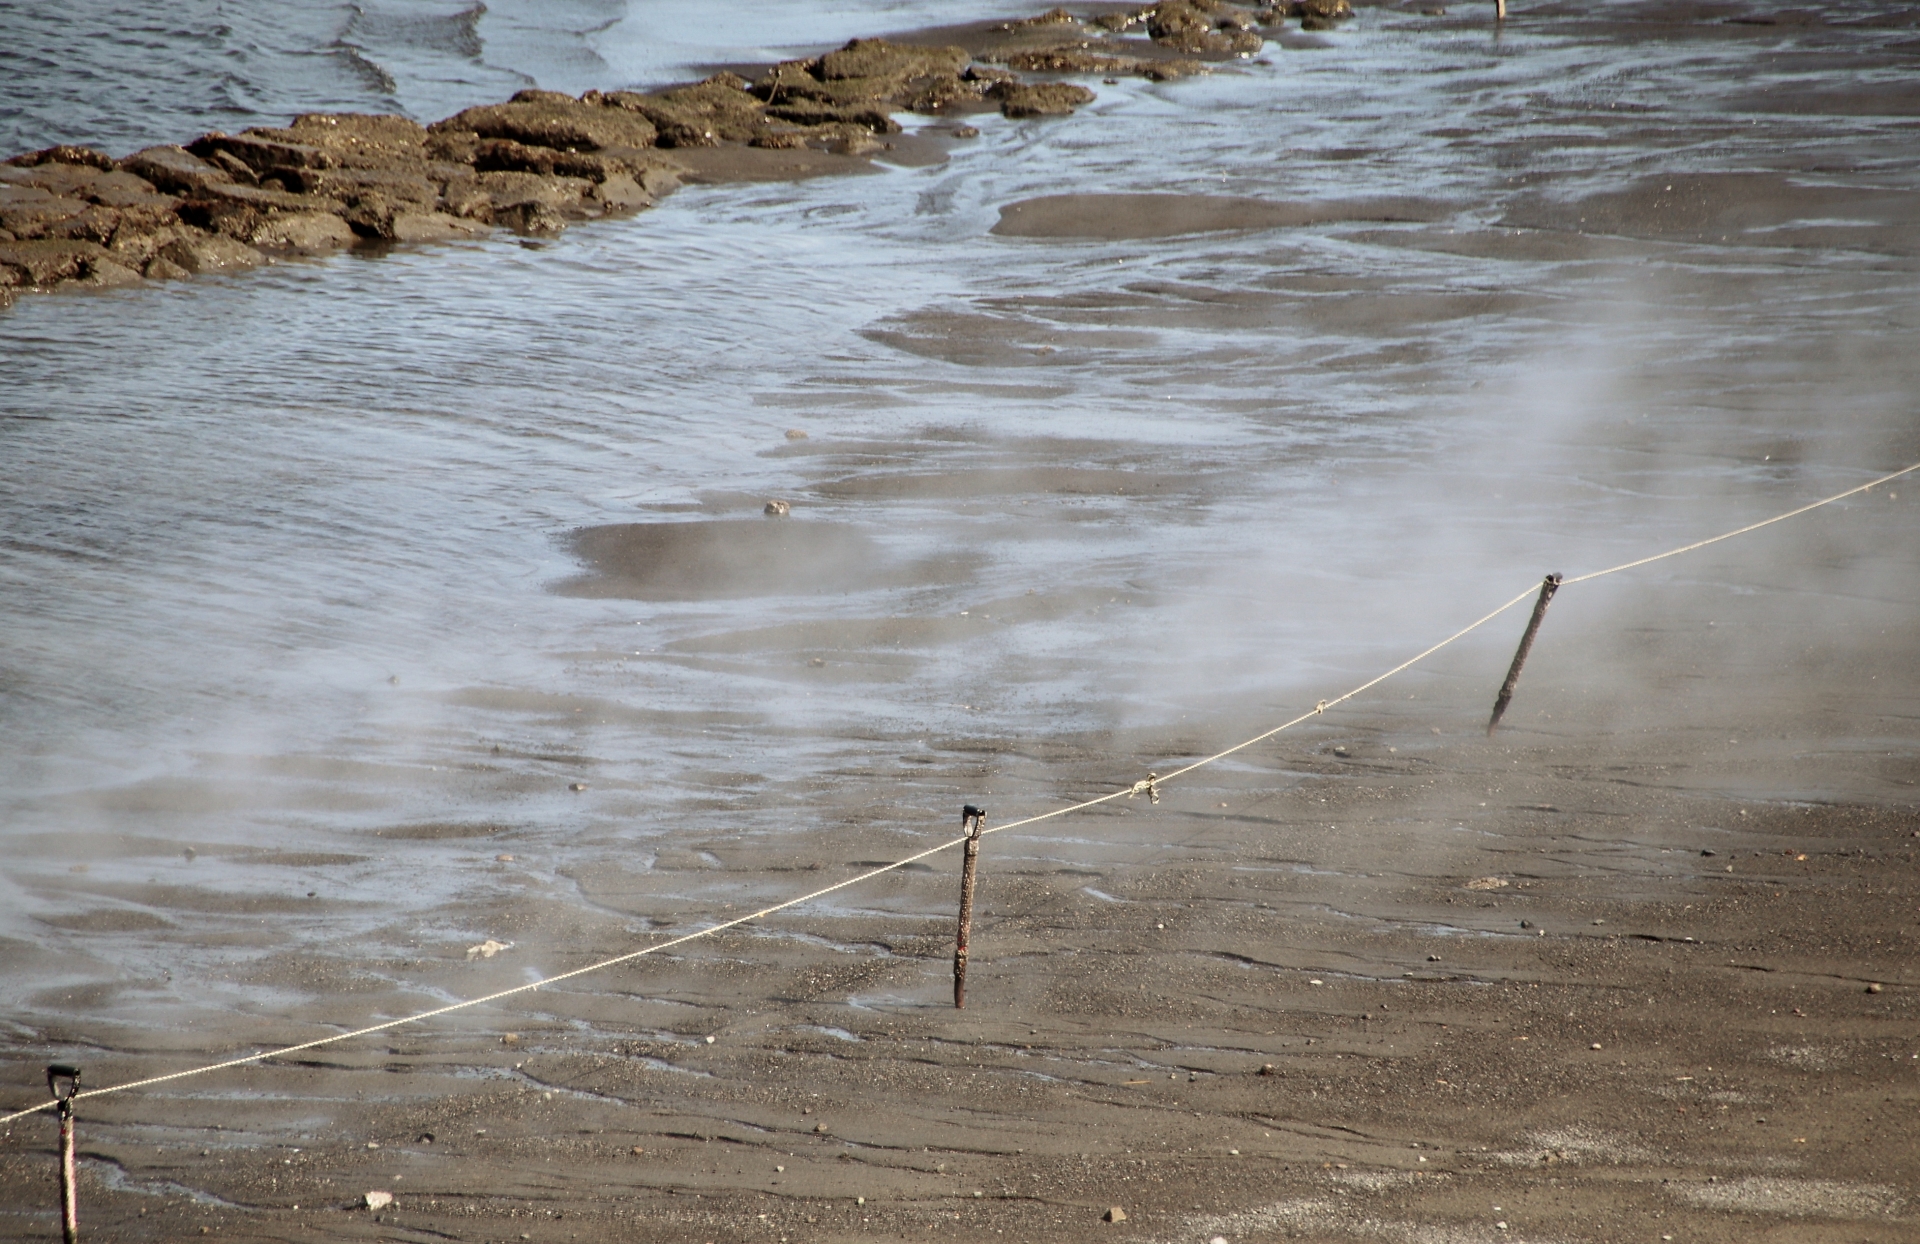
4,1,1920,1242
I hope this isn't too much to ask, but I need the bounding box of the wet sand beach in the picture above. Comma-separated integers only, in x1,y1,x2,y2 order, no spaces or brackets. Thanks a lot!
3,1,1919,1242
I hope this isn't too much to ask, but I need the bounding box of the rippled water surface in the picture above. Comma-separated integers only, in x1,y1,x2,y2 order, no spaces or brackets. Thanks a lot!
3,1,1918,1084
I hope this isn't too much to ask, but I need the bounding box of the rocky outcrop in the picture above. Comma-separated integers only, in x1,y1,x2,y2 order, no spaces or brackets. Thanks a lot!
0,3,1289,302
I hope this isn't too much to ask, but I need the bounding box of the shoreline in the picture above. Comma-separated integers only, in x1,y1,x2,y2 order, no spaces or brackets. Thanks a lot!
0,0,1348,307
2,710,1913,1242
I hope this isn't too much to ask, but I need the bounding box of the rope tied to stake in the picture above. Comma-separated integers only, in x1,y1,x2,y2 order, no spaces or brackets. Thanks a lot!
3,458,1913,1128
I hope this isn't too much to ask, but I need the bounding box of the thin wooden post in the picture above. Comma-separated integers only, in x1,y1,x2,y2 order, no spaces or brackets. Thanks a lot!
1487,573,1561,735
953,805,986,1009
1496,0,1507,21
48,1064,80,1244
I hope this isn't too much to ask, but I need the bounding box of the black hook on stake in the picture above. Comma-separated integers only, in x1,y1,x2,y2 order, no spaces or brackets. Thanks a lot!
953,805,987,1009
47,1064,80,1244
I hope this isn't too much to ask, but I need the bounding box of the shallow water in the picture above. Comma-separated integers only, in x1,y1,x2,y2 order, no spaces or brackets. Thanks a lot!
2,0,1918,1102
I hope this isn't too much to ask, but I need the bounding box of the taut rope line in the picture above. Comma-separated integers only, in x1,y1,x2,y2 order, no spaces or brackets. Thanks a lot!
4,459,1913,1129
1561,460,1919,585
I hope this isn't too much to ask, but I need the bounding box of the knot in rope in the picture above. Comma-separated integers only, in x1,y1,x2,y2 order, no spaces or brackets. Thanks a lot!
1128,773,1162,805
1315,700,1330,714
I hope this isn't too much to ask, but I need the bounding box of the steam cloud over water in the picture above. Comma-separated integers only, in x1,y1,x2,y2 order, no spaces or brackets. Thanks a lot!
0,4,1916,1237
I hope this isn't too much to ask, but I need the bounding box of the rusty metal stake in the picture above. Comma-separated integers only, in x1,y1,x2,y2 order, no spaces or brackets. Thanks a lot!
48,1064,80,1244
1487,573,1561,735
953,805,986,1009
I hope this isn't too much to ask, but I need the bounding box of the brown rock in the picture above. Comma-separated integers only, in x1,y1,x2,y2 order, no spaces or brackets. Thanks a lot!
205,149,260,185
476,171,594,214
176,196,263,239
827,130,887,156
107,221,186,268
899,75,990,113
473,138,645,181
78,171,176,211
591,146,687,190
6,144,117,170
817,38,968,83
280,167,435,208
41,205,122,244
1146,0,1265,52
753,60,829,104
341,193,403,239
0,186,89,239
439,180,493,221
1000,49,1201,80
0,238,110,286
190,132,336,176
388,211,487,243
493,200,567,236
194,181,343,215
120,145,234,195
1009,6,1081,25
1148,0,1216,40
992,81,1098,118
0,162,108,197
143,253,191,281
426,128,481,165
75,256,143,287
156,232,265,274
594,76,768,148
765,99,900,134
590,173,654,214
434,96,658,153
277,112,431,166
249,211,355,252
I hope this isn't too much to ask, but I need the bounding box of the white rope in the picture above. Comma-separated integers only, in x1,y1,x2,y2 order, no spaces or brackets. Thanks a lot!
1562,460,1919,585
6,458,1912,1128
